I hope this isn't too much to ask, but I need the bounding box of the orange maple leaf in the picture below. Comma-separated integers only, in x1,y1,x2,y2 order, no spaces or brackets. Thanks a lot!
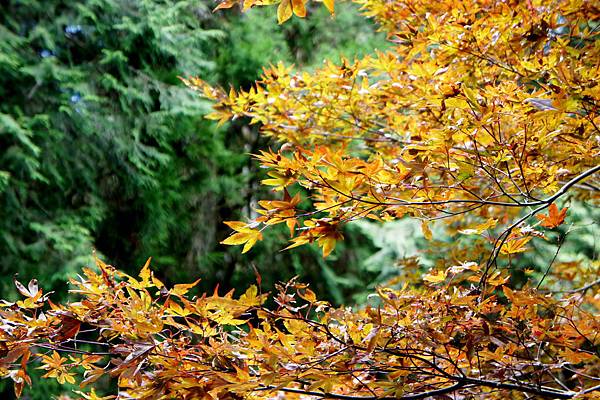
536,204,568,229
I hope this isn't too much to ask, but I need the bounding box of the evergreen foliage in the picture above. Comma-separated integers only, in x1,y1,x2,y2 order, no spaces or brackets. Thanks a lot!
0,1,384,397
0,0,220,296
0,0,386,307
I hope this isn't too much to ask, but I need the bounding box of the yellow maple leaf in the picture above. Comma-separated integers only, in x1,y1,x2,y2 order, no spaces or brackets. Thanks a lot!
138,257,151,284
423,269,447,284
322,0,334,13
559,348,596,364
459,218,498,235
317,235,337,257
421,220,433,240
221,221,263,253
171,279,201,297
277,0,293,24
500,236,532,255
75,388,116,400
239,285,267,306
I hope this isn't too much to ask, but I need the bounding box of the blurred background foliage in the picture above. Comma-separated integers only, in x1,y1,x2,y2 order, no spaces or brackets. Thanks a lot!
0,0,387,299
0,0,597,398
0,1,386,397
0,1,387,396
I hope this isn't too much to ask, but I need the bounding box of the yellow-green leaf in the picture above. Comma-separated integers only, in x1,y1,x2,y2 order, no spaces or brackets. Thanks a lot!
277,0,293,24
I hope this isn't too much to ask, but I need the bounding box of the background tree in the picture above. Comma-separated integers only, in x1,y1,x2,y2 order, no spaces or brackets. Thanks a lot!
0,0,224,297
0,0,386,303
0,0,386,397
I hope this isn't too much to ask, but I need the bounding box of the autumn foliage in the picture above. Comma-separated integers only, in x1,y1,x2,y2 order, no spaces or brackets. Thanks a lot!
2,0,600,399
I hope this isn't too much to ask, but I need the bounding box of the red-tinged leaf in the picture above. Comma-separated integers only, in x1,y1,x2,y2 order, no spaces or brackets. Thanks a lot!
55,314,81,342
14,382,23,399
96,257,115,288
250,263,262,287
291,0,306,17
536,203,568,229
0,345,28,367
20,349,30,370
213,0,236,12
13,370,26,398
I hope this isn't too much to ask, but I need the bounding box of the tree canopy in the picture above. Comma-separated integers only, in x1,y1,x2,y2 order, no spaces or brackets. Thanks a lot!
1,0,599,399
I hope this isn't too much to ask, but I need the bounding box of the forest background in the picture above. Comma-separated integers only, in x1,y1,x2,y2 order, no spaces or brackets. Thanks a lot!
0,0,598,398
0,0,391,397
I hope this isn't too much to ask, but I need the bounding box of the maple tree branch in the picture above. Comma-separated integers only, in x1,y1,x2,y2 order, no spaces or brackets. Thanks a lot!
565,277,600,294
460,377,575,399
543,165,600,204
316,160,600,211
258,381,467,400
536,231,566,289
35,343,113,356
258,374,577,399
480,164,600,287
565,181,600,192
581,383,600,395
